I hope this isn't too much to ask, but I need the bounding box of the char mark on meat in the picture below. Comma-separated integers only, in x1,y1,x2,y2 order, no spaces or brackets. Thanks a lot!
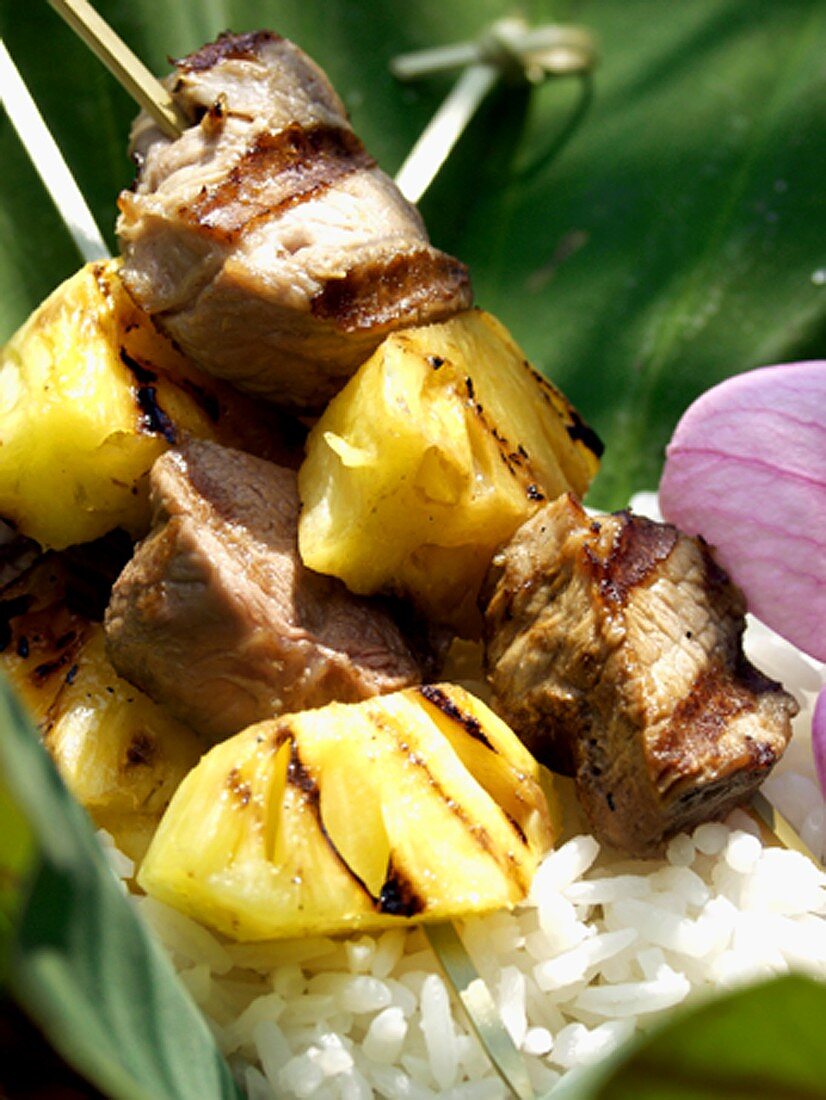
118,30,472,412
482,494,797,857
104,439,428,741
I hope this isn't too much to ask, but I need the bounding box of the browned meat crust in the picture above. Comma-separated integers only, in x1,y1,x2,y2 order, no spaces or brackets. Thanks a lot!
104,439,427,741
482,494,797,856
117,31,472,412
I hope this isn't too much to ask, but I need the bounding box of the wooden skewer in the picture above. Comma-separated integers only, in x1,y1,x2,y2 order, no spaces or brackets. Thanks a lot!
47,0,185,137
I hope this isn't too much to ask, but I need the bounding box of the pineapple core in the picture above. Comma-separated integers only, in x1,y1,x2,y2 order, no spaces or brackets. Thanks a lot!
138,684,558,941
298,309,600,636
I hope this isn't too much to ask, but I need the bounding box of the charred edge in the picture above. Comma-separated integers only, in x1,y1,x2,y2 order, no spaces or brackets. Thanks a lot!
697,535,739,598
136,386,177,444
65,664,78,685
0,595,34,652
286,741,384,904
286,740,318,796
465,376,476,402
125,731,155,768
119,347,156,385
428,356,445,369
526,484,545,502
371,710,506,867
597,513,679,606
226,766,252,808
310,250,472,333
418,684,492,749
183,124,374,241
379,862,425,917
650,664,765,788
565,409,604,458
120,347,177,443
32,648,76,686
176,30,284,72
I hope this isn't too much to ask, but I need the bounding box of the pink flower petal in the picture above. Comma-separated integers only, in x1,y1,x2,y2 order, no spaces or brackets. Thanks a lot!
660,361,826,662
813,687,826,799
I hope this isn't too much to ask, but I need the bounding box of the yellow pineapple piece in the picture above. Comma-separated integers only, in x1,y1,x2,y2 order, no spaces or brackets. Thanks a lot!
44,626,204,863
0,549,203,863
139,683,557,941
298,310,600,635
0,260,301,549
0,554,92,727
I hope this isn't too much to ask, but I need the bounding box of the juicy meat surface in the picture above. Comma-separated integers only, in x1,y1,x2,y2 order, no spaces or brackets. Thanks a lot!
482,494,797,856
104,439,425,740
117,30,472,412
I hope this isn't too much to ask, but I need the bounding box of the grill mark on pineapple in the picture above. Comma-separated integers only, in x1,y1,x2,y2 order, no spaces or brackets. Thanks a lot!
124,730,155,769
418,685,492,750
417,687,531,850
566,407,604,459
379,863,425,917
284,740,385,906
119,348,177,443
226,767,252,807
369,710,517,879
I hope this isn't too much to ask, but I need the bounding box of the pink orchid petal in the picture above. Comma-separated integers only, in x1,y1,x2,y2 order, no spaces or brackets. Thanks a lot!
813,687,826,799
660,361,826,662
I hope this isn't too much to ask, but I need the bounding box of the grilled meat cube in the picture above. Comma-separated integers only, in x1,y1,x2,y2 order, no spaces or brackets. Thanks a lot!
482,494,797,856
118,30,472,413
104,439,426,741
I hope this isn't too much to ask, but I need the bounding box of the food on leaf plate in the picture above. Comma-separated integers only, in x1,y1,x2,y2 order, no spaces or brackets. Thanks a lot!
138,683,557,940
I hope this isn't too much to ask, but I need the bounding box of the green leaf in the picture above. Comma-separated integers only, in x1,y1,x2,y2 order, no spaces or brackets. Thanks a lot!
0,1,824,506
548,973,826,1100
0,675,241,1100
0,775,36,983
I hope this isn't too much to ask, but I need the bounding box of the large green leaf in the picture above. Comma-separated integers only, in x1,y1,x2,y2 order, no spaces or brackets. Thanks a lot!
0,676,241,1100
1,1,824,503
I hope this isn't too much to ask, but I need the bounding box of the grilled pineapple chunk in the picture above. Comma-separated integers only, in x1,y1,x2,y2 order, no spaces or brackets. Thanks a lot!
44,627,203,862
139,683,557,941
0,554,92,727
0,553,202,861
0,260,300,549
298,310,600,635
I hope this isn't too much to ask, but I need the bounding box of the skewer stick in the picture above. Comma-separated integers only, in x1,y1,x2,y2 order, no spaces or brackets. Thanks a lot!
394,63,498,205
0,39,110,262
392,17,596,204
47,0,185,138
425,923,535,1100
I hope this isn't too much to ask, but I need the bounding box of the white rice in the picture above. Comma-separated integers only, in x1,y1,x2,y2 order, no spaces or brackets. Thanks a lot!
100,490,826,1098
